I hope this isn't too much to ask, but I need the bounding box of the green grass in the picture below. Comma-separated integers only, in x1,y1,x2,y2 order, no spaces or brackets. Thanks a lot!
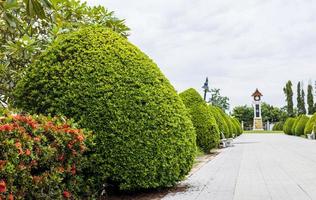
244,130,284,134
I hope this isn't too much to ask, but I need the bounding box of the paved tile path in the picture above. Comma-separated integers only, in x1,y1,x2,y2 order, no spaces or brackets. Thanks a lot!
163,134,316,200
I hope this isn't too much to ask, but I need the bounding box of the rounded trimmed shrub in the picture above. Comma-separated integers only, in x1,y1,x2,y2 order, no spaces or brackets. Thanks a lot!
13,26,196,190
272,122,284,131
294,115,310,136
209,105,229,137
232,118,243,136
0,111,92,199
283,117,296,135
304,113,316,135
291,116,300,135
179,88,220,153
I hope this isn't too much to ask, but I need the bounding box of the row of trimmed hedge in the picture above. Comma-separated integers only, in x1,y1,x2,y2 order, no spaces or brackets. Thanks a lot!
179,88,242,154
4,26,242,199
283,114,314,136
209,105,242,138
272,121,284,131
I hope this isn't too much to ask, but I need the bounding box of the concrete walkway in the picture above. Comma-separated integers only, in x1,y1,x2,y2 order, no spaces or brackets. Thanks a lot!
163,134,316,200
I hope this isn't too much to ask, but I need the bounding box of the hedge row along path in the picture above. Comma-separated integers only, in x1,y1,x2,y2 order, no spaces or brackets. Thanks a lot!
163,134,316,200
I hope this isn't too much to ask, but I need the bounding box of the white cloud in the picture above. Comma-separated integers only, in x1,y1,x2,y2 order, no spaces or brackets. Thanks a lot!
87,0,316,110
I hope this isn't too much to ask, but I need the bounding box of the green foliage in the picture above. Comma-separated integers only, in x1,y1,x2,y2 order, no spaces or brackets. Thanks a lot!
0,0,130,105
180,88,220,153
232,105,253,129
283,117,296,135
231,118,243,136
13,26,196,191
307,84,315,115
209,88,230,112
304,113,316,134
209,105,229,137
272,122,284,131
261,103,287,123
232,103,287,130
0,111,93,199
209,105,239,138
291,116,300,135
293,115,309,136
283,80,294,117
296,82,306,115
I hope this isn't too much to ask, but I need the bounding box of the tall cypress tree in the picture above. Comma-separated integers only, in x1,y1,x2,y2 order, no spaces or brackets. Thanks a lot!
297,82,303,114
307,83,314,114
301,87,307,114
283,80,294,116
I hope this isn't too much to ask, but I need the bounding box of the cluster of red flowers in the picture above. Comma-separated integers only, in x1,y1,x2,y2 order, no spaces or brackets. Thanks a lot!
0,113,89,199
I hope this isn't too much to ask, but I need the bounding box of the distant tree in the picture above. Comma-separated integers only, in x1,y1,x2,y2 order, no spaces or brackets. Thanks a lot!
297,82,306,115
283,80,294,116
209,88,230,111
301,87,307,114
261,103,287,123
307,83,314,114
232,103,287,130
232,105,253,129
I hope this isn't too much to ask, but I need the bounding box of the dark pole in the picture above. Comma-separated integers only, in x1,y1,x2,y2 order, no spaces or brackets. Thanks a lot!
202,77,209,101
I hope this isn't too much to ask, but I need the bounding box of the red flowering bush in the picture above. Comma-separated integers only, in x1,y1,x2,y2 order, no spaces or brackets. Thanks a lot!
0,111,93,199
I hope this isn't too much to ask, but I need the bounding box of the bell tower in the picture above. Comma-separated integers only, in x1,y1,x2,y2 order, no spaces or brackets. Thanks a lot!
252,88,263,130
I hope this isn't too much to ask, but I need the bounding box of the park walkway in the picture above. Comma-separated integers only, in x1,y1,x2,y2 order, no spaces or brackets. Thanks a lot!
163,134,316,200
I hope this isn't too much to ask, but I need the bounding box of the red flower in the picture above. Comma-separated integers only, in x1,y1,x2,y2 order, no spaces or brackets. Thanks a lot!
25,149,31,156
34,137,41,142
77,134,84,142
57,167,65,173
57,154,65,161
18,148,23,155
63,191,71,198
0,180,6,193
0,124,14,132
67,142,73,149
30,160,38,167
70,164,76,175
15,142,22,148
8,193,14,200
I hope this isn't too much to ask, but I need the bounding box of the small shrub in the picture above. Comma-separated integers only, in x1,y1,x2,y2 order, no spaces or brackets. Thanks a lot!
13,26,196,190
283,118,296,135
180,88,220,153
294,115,310,136
291,116,300,135
209,105,229,137
232,118,243,136
0,111,92,199
304,113,316,134
272,122,284,131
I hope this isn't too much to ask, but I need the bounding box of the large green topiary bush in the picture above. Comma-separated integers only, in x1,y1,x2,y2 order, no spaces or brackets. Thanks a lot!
179,88,220,153
294,115,310,136
13,26,196,191
304,113,316,135
283,117,296,135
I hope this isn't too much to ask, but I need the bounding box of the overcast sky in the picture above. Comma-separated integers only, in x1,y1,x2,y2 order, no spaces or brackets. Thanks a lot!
87,0,316,109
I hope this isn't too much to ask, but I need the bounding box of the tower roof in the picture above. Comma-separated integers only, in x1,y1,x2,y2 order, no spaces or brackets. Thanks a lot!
251,88,263,97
